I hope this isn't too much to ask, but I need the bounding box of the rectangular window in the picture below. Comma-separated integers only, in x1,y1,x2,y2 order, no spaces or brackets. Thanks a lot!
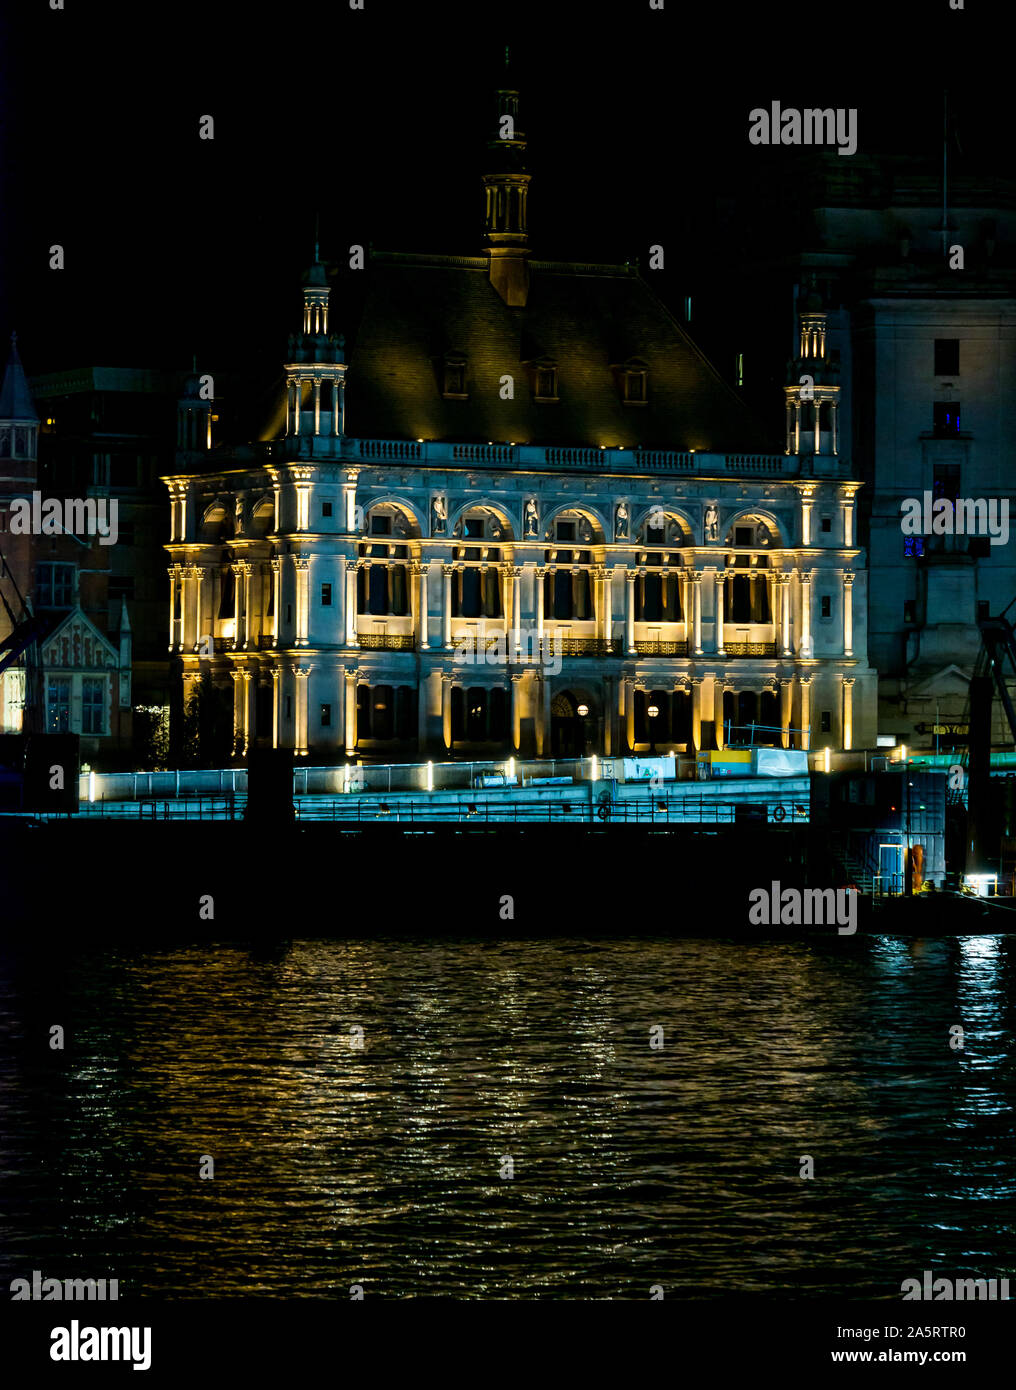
36,563,76,607
821,595,832,618
904,600,916,624
933,401,961,436
536,368,557,398
322,502,333,518
47,677,71,733
320,703,332,727
82,677,105,734
370,514,392,537
556,521,576,542
320,583,332,606
933,462,961,504
820,710,832,733
820,516,832,533
934,339,960,375
977,600,990,622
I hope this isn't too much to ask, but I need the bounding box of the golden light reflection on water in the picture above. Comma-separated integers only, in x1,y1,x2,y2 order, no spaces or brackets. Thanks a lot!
1,936,1014,1297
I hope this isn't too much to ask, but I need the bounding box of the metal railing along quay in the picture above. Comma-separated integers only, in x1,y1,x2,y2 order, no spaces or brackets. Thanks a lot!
26,792,810,826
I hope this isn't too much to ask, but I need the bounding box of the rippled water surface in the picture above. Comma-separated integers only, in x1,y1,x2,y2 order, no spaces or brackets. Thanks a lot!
1,936,1014,1298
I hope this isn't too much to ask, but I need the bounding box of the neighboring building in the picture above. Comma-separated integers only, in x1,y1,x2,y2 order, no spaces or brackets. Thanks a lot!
711,149,1016,754
0,337,132,759
162,77,877,763
29,366,179,714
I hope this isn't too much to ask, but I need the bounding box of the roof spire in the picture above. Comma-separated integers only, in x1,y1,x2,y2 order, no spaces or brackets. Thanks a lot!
482,52,531,306
0,332,39,422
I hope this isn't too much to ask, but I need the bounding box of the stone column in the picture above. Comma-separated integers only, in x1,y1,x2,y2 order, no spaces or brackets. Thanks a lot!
780,677,793,750
602,568,612,644
800,570,813,657
271,667,281,749
510,672,523,751
512,566,522,653
232,563,242,651
535,672,550,757
441,672,454,750
842,571,854,656
271,558,281,648
603,673,613,755
715,570,726,655
168,566,179,651
692,571,703,655
442,565,454,650
344,668,357,756
842,676,854,751
177,568,190,650
831,401,838,456
346,561,358,646
294,668,311,756
294,556,310,646
419,561,430,650
231,670,244,750
313,380,321,436
625,678,636,752
691,677,702,752
625,570,637,655
714,679,726,750
843,495,854,547
801,494,813,546
241,563,252,649
243,669,254,753
193,567,205,652
780,574,792,655
799,675,812,752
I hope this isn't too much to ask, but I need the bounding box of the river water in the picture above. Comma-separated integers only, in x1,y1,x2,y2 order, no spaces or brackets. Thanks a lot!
1,935,1014,1299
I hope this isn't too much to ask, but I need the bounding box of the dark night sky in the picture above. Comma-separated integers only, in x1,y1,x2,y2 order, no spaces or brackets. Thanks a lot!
1,0,1008,405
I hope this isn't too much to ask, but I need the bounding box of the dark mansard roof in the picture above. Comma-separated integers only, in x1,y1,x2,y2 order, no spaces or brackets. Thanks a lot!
337,251,774,453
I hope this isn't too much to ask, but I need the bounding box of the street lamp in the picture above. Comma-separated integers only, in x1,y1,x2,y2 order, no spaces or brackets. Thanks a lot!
576,703,589,757
647,703,660,756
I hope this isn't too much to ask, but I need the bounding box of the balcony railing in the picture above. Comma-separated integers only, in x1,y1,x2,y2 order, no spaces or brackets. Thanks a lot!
357,633,416,651
724,641,777,657
257,635,276,650
634,639,689,657
554,638,623,657
213,637,232,653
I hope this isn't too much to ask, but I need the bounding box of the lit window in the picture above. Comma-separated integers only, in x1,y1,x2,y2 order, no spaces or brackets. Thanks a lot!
320,583,332,606
47,677,71,733
82,677,105,734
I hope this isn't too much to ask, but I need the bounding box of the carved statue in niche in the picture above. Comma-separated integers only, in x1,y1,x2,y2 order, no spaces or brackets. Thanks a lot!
431,496,447,536
704,504,719,542
524,498,539,538
614,502,629,540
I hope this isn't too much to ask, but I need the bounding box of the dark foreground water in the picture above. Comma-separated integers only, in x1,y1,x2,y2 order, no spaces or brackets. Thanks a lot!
1,936,1014,1299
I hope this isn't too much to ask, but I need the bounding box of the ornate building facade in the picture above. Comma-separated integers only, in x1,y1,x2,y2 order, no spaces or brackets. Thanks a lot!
163,76,876,764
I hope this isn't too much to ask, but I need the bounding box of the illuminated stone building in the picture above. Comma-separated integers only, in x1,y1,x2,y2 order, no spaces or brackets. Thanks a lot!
162,79,876,763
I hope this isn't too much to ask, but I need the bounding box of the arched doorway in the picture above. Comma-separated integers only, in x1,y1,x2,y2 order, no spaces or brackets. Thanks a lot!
550,690,594,757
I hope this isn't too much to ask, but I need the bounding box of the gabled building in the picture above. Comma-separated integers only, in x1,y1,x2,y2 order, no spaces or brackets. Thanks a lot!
162,76,876,763
0,336,132,757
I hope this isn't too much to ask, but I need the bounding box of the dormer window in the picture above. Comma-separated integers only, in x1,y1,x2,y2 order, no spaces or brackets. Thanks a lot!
528,358,558,402
613,357,649,406
442,353,468,400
